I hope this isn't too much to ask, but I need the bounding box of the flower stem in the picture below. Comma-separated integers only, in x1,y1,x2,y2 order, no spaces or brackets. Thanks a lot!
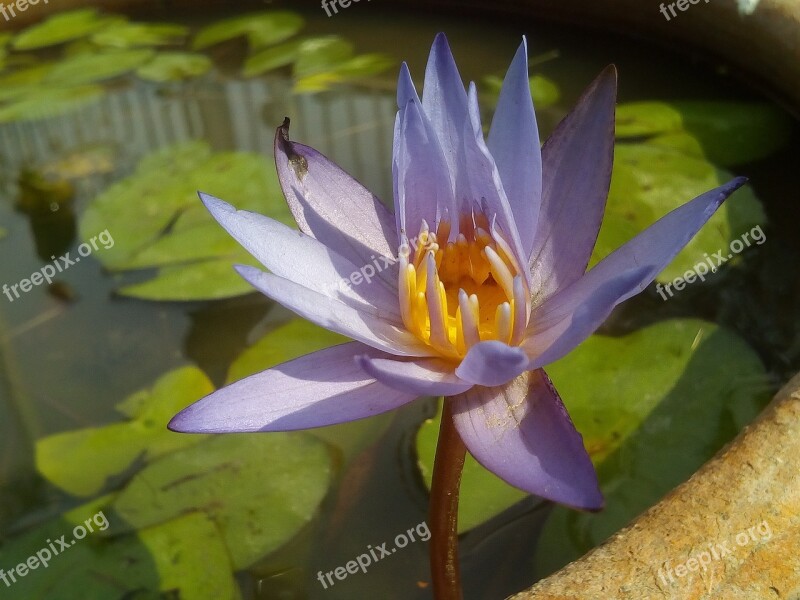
429,398,466,600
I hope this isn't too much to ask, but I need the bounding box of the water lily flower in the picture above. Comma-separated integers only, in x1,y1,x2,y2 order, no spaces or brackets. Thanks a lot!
169,34,746,511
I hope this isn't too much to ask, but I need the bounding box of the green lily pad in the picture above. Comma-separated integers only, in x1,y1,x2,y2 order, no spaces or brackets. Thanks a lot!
535,319,770,575
79,141,292,301
0,507,239,599
36,367,213,497
136,52,212,81
593,143,766,283
12,9,120,51
45,48,155,85
615,101,794,166
0,85,104,124
91,22,188,48
416,320,769,534
293,35,354,78
112,431,333,569
481,73,561,109
192,10,304,50
291,37,393,93
243,38,304,77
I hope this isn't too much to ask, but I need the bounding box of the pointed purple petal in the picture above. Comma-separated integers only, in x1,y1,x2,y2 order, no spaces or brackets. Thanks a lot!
274,120,398,288
452,370,603,510
528,66,617,301
201,193,400,319
356,354,473,396
422,32,468,189
397,61,421,107
524,177,747,367
169,343,417,432
464,83,528,274
487,37,542,258
393,99,455,238
235,265,436,357
454,340,529,387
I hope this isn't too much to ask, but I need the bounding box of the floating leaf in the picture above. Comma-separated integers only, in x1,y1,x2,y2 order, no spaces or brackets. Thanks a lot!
593,143,766,283
192,11,304,50
481,73,560,109
243,38,304,77
0,509,239,599
616,101,794,166
136,52,212,81
45,48,155,85
113,432,333,569
36,367,213,497
91,22,188,48
0,85,104,123
79,141,291,301
293,36,354,78
12,9,120,50
416,320,769,533
535,319,770,576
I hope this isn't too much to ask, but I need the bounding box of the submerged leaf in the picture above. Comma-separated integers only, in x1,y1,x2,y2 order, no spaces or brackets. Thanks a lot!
113,432,333,569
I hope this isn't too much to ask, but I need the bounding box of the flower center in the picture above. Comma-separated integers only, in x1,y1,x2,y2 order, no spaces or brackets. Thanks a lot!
398,212,530,359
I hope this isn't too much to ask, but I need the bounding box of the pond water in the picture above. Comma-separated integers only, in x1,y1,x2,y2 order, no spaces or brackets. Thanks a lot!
0,3,798,599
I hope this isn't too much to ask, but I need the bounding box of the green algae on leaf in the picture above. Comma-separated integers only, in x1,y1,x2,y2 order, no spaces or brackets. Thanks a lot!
36,367,213,497
416,319,769,533
112,432,333,569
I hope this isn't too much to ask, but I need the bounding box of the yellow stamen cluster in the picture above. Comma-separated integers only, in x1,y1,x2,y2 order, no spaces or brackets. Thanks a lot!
398,214,530,359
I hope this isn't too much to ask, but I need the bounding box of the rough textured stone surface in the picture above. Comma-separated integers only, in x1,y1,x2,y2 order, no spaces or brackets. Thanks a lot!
510,373,800,599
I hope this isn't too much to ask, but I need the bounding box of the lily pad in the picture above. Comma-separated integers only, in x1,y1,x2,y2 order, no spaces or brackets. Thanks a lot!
192,10,304,50
112,431,333,569
416,320,769,534
12,9,120,51
243,38,304,77
91,22,188,49
593,143,766,283
535,319,770,575
481,73,561,109
0,508,239,599
45,48,155,85
79,141,292,301
136,52,212,81
0,85,104,124
290,37,393,93
36,366,213,497
293,36,355,78
615,101,794,166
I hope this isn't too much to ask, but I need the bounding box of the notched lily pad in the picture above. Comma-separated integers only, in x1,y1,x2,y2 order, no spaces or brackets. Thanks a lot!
12,9,120,51
112,432,334,569
35,366,213,497
79,141,292,301
416,320,769,534
136,52,212,81
192,10,304,50
594,143,766,283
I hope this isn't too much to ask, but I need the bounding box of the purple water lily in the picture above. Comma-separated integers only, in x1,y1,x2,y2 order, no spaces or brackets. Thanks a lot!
169,34,745,511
